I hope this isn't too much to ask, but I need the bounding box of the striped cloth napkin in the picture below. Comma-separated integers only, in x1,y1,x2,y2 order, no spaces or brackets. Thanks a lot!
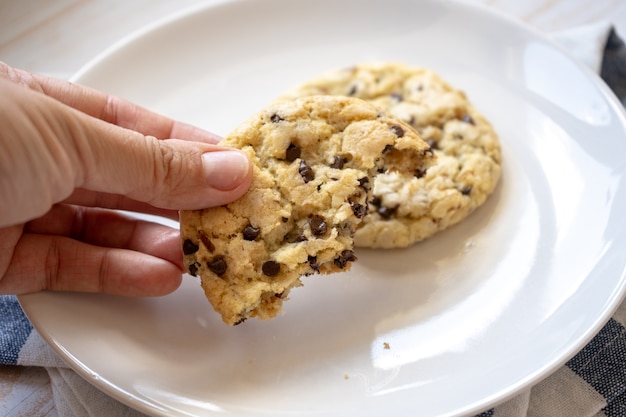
1,21,625,417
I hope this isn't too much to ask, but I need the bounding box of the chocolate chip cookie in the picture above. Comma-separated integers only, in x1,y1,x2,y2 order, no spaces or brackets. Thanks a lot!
279,62,502,248
180,95,435,325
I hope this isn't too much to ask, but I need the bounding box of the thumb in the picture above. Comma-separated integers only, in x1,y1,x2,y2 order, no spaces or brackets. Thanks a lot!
75,126,253,210
0,79,252,224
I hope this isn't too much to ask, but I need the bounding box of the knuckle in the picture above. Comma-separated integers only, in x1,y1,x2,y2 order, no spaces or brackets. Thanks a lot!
97,250,111,293
44,238,61,291
150,141,185,193
102,94,119,125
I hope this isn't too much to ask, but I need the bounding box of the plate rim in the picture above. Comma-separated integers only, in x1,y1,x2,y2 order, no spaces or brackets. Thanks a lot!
19,0,626,416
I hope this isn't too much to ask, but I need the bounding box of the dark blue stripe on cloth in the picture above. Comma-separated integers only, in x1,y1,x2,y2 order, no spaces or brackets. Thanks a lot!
566,318,626,404
603,386,626,417
601,26,626,107
0,295,33,365
473,409,494,417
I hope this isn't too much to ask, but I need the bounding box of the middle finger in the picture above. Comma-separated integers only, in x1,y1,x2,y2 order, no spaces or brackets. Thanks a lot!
25,204,184,270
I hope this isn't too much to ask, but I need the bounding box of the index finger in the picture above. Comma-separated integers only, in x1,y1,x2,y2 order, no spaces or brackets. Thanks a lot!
0,61,221,144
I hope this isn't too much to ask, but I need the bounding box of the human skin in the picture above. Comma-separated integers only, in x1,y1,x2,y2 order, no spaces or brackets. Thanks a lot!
0,62,253,296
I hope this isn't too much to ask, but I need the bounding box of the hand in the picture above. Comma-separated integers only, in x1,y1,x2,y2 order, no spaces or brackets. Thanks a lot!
0,62,252,296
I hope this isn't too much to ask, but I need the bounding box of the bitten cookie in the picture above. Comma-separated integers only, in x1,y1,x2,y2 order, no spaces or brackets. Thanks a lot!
279,62,502,248
180,95,435,325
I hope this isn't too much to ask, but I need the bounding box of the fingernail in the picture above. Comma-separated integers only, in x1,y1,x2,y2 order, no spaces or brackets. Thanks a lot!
201,150,250,191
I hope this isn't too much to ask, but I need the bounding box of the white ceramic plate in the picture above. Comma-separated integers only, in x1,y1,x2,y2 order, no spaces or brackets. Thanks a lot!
18,0,626,416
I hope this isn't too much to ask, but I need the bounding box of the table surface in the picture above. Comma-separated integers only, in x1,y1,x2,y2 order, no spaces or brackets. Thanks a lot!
1,0,625,416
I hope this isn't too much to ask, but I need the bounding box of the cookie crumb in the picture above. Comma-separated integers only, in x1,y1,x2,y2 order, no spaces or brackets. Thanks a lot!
383,342,391,350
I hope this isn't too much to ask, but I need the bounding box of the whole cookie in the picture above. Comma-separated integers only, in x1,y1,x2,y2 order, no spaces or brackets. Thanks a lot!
279,62,502,248
180,95,435,325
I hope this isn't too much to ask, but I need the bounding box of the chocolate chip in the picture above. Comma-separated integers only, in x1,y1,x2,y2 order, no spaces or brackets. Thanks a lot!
274,292,284,299
270,113,284,123
391,92,403,102
390,125,405,137
294,233,308,242
309,216,327,236
415,168,427,179
426,138,439,149
334,250,357,269
233,317,247,326
350,201,367,218
461,185,472,196
188,262,200,276
299,160,315,183
377,205,397,219
198,231,215,252
285,143,301,162
308,255,320,272
329,156,345,169
358,177,370,192
243,224,260,241
182,239,199,255
462,114,475,125
262,260,281,276
348,85,358,96
207,257,227,276
282,217,289,223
